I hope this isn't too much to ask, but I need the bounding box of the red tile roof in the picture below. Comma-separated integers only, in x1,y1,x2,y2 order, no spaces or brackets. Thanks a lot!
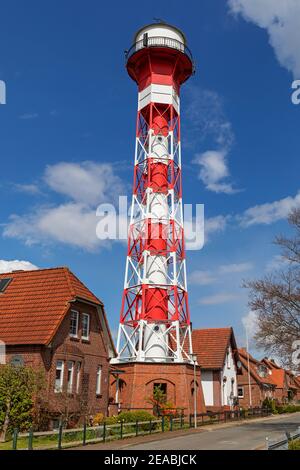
269,368,285,388
192,327,237,369
261,357,281,370
238,348,275,386
0,267,102,345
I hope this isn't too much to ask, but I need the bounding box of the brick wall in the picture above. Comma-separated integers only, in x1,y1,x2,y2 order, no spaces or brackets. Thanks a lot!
6,300,111,427
237,363,274,407
110,362,206,415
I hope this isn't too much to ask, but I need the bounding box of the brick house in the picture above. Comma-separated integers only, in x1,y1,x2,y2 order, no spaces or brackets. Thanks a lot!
261,358,300,403
237,349,276,408
0,267,115,428
192,328,239,411
110,362,206,416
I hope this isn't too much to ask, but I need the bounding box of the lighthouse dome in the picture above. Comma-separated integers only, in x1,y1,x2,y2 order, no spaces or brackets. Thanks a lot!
134,22,186,45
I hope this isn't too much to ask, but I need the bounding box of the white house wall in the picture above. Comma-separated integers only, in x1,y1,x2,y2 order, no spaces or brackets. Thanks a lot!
201,370,214,406
221,345,238,407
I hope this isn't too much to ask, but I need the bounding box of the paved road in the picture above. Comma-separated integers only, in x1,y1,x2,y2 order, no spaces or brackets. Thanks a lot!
124,413,300,450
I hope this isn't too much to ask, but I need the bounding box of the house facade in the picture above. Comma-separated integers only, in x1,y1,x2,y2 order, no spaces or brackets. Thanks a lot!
192,328,239,411
237,349,276,408
261,358,300,403
0,267,115,429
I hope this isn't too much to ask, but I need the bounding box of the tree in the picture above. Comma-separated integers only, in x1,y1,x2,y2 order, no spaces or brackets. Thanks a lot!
0,364,45,441
147,385,167,416
244,208,300,371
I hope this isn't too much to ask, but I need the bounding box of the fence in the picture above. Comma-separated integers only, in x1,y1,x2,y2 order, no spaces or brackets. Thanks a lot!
266,426,300,450
189,407,270,428
8,408,271,450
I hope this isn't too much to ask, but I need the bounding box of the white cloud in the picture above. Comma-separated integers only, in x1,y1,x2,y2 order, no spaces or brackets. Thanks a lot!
185,86,239,194
19,113,39,120
265,254,289,272
189,270,217,286
13,183,41,195
4,203,119,252
239,191,300,227
193,150,238,194
242,310,259,339
198,292,240,305
228,0,300,78
185,87,234,149
219,262,253,274
44,161,124,205
4,161,128,252
0,259,38,273
189,261,252,286
184,211,227,250
205,215,228,236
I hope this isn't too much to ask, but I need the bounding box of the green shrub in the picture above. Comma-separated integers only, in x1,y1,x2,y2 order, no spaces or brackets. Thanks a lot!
289,438,300,450
262,397,277,413
105,410,154,426
276,404,300,414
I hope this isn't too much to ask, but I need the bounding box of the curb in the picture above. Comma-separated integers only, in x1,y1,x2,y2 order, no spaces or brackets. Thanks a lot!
69,413,300,450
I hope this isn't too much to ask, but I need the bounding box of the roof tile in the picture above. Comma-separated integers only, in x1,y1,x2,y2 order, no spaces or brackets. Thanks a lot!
192,328,235,369
0,267,102,345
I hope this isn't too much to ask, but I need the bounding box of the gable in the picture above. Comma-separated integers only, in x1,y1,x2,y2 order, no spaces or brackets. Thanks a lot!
192,328,237,369
0,267,102,346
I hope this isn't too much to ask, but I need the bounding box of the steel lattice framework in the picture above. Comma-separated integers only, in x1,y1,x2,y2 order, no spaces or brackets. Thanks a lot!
113,28,195,364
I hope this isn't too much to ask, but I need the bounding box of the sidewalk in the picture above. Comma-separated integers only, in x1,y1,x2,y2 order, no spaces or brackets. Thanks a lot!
69,413,295,451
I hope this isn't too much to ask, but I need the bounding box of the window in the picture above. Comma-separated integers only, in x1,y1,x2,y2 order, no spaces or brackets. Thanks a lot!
55,360,64,392
153,383,167,395
82,313,90,340
227,349,231,368
70,310,79,337
257,364,267,378
0,278,12,292
67,361,74,394
238,387,244,398
76,362,81,394
96,366,102,396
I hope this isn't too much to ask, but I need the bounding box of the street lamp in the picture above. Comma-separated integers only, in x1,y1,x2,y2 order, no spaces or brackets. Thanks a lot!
191,353,198,428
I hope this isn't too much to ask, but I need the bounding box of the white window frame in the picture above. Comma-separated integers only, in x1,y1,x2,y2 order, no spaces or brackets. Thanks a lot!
96,365,102,396
76,362,81,394
238,386,244,398
55,360,64,393
70,310,79,338
82,313,90,340
67,361,75,394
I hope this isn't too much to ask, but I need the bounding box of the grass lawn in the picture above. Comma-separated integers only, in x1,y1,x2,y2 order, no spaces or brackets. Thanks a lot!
0,421,189,451
0,435,59,451
289,438,300,450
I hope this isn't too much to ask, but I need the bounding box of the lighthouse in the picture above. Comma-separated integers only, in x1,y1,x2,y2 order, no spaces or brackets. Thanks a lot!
111,22,205,415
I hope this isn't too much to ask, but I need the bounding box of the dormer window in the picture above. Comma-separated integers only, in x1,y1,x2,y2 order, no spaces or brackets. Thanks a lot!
0,278,12,292
257,364,267,378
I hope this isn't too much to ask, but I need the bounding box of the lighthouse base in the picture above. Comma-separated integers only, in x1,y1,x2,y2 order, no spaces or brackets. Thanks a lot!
109,362,206,416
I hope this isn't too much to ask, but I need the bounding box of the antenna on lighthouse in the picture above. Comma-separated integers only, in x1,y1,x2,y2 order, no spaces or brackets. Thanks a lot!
153,18,167,24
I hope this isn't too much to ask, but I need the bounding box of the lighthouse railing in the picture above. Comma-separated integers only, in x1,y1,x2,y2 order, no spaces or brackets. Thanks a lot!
125,36,194,64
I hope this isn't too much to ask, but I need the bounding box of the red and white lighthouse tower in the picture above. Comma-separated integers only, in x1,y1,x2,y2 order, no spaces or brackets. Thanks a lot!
111,22,205,414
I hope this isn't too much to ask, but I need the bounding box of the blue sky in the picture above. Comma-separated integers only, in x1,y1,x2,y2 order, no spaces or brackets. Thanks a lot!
0,0,300,354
